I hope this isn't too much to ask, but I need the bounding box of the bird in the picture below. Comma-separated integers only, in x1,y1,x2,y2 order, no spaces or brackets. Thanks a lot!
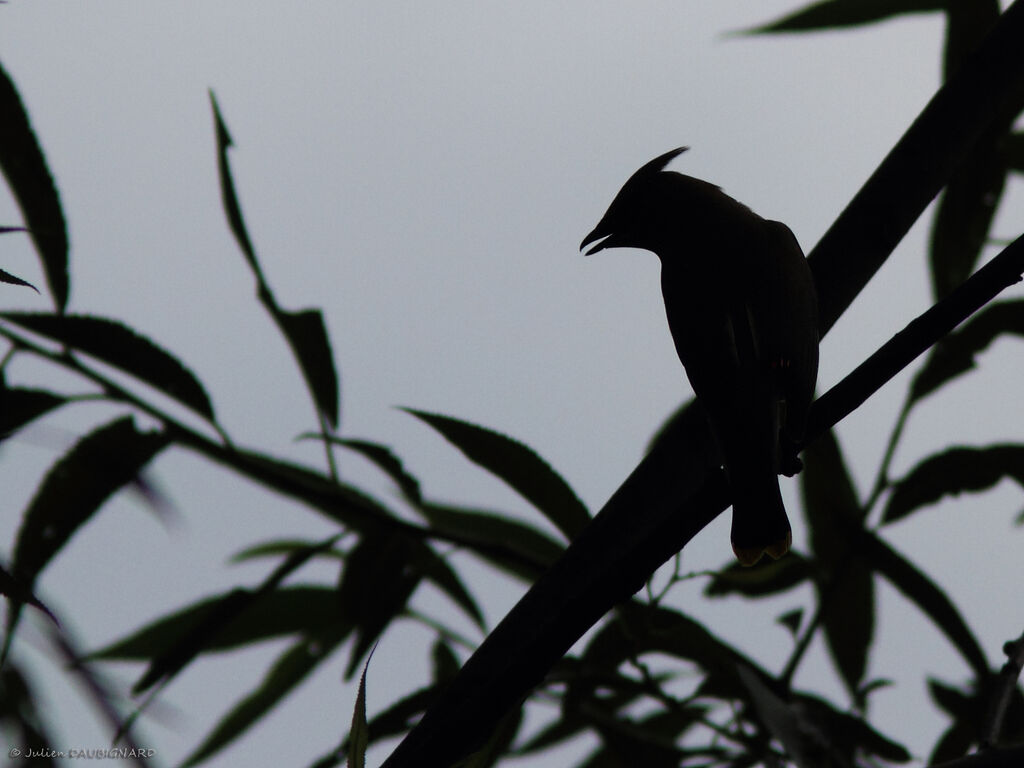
580,147,819,566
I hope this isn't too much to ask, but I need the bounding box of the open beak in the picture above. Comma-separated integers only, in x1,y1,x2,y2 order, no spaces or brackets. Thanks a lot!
580,225,613,256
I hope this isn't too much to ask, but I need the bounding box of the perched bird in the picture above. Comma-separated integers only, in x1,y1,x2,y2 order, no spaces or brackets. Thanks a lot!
581,147,819,565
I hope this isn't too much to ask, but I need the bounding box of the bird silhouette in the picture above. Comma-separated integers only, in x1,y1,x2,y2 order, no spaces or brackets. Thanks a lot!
581,147,819,565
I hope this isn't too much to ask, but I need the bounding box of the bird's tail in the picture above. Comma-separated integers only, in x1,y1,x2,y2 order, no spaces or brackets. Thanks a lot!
729,470,791,566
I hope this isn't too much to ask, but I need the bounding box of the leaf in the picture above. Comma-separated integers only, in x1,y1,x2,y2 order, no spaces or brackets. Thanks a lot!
276,306,340,430
315,437,422,505
864,533,988,677
132,537,344,693
778,609,803,638
7,416,167,647
704,551,812,598
0,379,66,439
929,136,1006,301
800,429,874,697
347,652,372,768
882,443,1024,524
0,268,39,292
336,533,422,679
181,629,347,768
909,299,1024,404
210,91,257,270
418,502,563,581
0,563,58,626
737,664,813,768
209,93,340,429
0,312,215,421
88,585,340,662
403,408,590,540
739,0,944,35
0,62,68,310
230,538,343,564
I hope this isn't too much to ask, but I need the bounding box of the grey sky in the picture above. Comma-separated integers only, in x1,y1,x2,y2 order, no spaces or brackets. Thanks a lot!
2,2,1023,766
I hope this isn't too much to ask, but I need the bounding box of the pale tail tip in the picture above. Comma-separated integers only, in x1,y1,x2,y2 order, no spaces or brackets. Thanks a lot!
733,531,792,567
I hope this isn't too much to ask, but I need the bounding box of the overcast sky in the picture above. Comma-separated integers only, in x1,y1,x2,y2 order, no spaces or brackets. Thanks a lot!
2,2,1023,766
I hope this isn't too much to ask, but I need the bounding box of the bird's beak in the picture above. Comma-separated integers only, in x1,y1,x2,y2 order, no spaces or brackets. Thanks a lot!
580,225,613,256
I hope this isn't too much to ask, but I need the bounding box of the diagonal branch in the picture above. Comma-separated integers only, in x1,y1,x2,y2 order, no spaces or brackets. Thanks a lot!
382,3,1024,765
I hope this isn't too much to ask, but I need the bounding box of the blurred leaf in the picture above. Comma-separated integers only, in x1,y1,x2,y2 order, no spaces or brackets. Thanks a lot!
0,312,216,421
882,443,1024,524
910,300,1024,404
928,679,977,762
792,692,911,763
403,408,590,540
929,143,1006,301
230,538,344,564
778,609,803,638
336,533,420,679
739,0,944,35
7,416,167,649
431,638,460,682
88,585,341,661
132,536,343,693
737,665,812,767
0,62,68,310
0,563,57,626
0,268,38,292
275,306,340,430
459,704,522,768
418,502,563,581
864,533,988,677
704,551,812,598
319,437,423,505
800,429,874,697
583,709,695,768
584,602,758,695
181,628,348,768
0,378,66,439
347,652,372,768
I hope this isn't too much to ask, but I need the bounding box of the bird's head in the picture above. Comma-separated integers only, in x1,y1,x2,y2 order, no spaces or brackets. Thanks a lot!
580,147,690,256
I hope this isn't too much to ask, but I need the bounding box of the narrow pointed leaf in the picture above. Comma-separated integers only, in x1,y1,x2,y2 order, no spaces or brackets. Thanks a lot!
133,537,344,692
740,0,944,35
0,268,39,292
181,629,347,768
88,585,340,661
348,654,372,768
0,381,66,439
864,533,988,677
7,416,167,646
910,299,1024,404
882,444,1024,524
317,437,422,505
12,416,166,589
0,563,58,625
0,312,215,420
209,94,340,429
800,429,874,697
276,307,339,429
337,533,420,679
210,91,257,270
418,502,563,580
0,62,68,310
403,408,590,540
